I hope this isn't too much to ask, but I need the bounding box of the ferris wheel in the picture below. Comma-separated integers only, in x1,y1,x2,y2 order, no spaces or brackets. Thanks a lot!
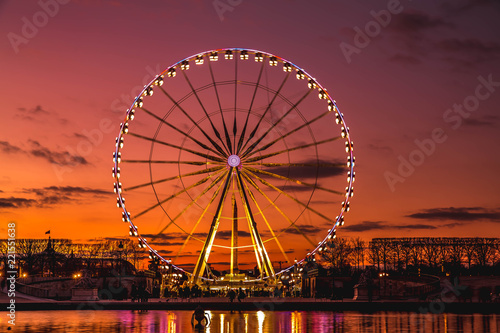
112,48,355,283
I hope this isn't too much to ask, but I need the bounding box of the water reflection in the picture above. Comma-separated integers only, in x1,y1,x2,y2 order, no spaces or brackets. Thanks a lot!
7,310,499,332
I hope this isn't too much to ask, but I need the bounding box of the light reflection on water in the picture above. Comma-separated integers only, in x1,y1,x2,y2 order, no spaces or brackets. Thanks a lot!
8,310,499,332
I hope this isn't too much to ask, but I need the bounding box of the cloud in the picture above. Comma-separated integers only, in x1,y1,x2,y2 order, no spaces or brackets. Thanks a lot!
367,143,394,156
0,186,112,209
18,105,50,116
16,105,68,124
216,230,252,240
281,224,322,235
28,140,88,166
149,241,185,247
341,221,387,232
438,38,500,55
25,186,110,197
340,220,462,232
0,197,37,209
0,141,23,154
389,54,421,65
390,10,451,34
463,115,498,127
0,139,88,167
406,207,500,222
439,0,496,14
258,158,346,180
141,232,207,242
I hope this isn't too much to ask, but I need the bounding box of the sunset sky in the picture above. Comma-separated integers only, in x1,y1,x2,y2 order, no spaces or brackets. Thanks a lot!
1,0,499,270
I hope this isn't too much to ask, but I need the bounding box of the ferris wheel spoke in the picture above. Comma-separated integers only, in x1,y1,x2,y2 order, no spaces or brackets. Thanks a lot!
244,137,341,164
158,86,228,157
244,166,343,195
153,169,228,241
241,89,313,159
134,169,224,219
246,162,343,168
173,169,230,263
207,61,233,154
128,132,225,163
235,169,275,278
239,172,290,264
248,110,331,157
236,61,265,154
140,107,226,159
238,72,291,155
240,171,316,248
232,56,238,149
124,166,224,192
191,169,233,282
242,169,335,224
122,160,220,165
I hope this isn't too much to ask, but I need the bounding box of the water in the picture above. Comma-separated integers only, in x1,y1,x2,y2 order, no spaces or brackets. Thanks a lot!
6,310,499,332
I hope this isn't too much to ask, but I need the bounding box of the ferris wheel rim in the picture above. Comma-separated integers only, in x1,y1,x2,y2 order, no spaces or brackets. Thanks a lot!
112,47,355,280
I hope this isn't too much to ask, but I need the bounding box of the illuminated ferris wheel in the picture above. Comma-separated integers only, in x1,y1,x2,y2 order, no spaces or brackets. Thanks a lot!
112,48,355,283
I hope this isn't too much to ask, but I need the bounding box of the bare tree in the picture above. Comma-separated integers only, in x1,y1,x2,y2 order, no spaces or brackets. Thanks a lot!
319,237,354,270
351,237,365,270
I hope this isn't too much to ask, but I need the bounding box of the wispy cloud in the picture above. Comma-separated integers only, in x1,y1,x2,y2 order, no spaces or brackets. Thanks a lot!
260,158,346,180
341,220,458,232
0,141,23,154
388,53,422,65
0,139,88,166
406,207,500,222
390,10,452,34
281,224,322,235
463,115,498,127
28,140,88,166
15,105,68,124
0,186,111,210
0,197,37,209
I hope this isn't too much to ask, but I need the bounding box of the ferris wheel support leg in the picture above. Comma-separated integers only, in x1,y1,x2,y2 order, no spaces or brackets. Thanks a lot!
235,170,275,280
191,170,233,284
230,194,239,275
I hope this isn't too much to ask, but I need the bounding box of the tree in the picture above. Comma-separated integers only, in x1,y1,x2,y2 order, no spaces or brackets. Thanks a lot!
319,237,353,272
351,237,365,270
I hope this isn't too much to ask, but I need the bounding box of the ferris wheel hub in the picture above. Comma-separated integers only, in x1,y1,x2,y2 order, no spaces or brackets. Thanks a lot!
227,154,241,167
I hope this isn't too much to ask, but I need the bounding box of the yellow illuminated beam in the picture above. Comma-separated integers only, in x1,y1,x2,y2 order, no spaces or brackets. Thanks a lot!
243,169,334,224
174,169,229,263
240,176,290,264
134,168,225,219
191,170,233,282
240,170,316,248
